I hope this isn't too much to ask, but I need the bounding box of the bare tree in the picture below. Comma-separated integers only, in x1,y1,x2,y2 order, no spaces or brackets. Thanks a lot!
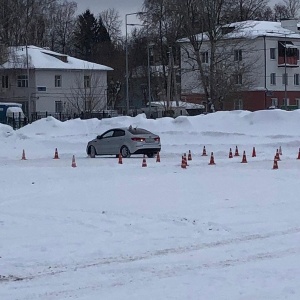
100,8,122,45
46,0,77,53
274,3,290,20
177,0,259,110
223,0,270,21
283,0,300,18
65,70,107,115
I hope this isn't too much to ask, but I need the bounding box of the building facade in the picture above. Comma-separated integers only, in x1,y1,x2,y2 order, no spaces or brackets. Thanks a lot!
179,20,300,111
0,46,113,117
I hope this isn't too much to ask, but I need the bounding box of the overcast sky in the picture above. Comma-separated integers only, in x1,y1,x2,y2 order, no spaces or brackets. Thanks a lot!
75,0,280,16
74,0,282,34
75,0,144,33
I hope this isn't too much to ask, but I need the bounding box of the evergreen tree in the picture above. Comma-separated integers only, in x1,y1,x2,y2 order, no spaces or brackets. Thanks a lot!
73,9,100,61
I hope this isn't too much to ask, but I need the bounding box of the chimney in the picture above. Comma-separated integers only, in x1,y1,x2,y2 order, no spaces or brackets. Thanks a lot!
281,19,299,33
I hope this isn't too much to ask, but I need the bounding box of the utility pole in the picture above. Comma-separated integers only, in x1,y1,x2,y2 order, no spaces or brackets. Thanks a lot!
166,47,172,110
26,41,31,121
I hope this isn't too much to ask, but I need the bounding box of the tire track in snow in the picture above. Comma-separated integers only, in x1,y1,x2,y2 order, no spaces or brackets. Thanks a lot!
9,247,300,300
3,226,300,283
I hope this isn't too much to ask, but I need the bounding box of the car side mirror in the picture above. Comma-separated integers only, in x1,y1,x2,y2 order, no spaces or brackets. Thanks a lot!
97,135,102,139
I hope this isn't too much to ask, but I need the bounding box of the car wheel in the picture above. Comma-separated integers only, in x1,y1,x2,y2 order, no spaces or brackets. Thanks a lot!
90,146,96,158
147,152,154,158
120,146,131,158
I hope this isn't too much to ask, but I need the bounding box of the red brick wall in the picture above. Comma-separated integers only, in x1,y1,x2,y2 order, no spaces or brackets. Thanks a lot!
182,90,300,111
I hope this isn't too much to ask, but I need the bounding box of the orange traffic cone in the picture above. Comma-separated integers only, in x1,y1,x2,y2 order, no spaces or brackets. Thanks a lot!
273,156,278,169
142,155,147,167
201,146,207,156
229,148,233,158
181,155,186,169
208,152,216,165
241,151,247,163
279,146,282,155
234,146,239,156
118,153,123,164
71,155,77,168
297,148,300,160
156,152,160,163
275,149,280,161
53,148,59,159
184,153,189,166
188,150,192,161
252,147,256,157
21,149,27,160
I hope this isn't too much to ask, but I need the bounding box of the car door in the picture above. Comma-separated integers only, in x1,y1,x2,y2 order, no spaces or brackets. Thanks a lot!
109,129,126,154
95,130,114,155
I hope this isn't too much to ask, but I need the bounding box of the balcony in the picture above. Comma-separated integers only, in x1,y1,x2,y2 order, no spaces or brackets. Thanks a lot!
278,41,299,68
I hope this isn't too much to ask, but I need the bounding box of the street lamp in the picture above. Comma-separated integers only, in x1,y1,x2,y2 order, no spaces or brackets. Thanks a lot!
125,12,145,115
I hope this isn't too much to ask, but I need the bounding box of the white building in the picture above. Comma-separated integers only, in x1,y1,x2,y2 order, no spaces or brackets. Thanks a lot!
0,46,113,117
179,20,300,111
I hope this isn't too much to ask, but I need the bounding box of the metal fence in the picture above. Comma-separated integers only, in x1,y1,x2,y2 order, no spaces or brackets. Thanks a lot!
1,111,121,130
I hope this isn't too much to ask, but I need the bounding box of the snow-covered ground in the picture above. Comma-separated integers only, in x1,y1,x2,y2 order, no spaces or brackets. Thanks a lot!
1,110,300,300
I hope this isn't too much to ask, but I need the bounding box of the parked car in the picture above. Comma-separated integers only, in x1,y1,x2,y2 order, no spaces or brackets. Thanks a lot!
86,126,161,158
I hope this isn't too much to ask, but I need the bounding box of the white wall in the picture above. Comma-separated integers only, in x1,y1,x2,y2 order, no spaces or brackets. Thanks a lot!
180,35,300,96
34,69,108,112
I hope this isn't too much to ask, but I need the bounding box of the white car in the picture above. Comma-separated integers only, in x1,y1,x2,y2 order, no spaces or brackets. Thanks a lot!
86,126,161,158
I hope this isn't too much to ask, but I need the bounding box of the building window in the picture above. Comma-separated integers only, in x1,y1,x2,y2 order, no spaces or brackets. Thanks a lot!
17,75,28,87
296,98,300,108
234,99,243,110
270,73,276,85
55,101,63,113
294,73,299,85
234,49,242,61
201,51,209,63
55,75,62,87
270,48,276,59
84,75,90,88
282,73,288,85
2,75,9,88
37,86,46,92
235,74,242,84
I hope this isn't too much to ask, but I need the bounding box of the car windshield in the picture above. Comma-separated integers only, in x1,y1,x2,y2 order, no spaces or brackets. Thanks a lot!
128,128,151,135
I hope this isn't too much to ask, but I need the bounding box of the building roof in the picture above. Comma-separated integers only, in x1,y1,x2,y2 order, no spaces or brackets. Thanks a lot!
148,101,205,109
178,20,300,43
2,46,113,71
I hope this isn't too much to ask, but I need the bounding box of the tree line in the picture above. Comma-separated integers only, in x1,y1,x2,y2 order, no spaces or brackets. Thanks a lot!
1,0,300,110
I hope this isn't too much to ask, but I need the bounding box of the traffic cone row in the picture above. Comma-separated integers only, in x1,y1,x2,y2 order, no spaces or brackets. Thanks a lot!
20,145,300,171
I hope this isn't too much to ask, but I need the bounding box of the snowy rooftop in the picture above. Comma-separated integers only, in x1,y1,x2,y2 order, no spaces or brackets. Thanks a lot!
178,20,300,43
148,101,205,109
1,46,113,71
